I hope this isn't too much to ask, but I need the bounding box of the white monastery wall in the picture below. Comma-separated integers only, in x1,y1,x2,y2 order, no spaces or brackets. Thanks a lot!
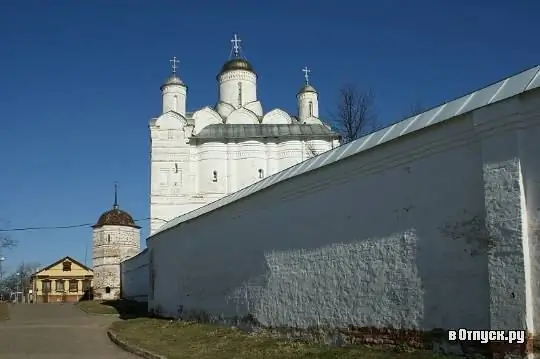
148,113,490,330
125,66,540,333
120,248,149,302
145,86,540,332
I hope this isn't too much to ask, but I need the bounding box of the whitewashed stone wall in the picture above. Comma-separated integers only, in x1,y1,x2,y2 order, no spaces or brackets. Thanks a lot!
120,248,149,302
93,225,140,300
150,133,333,234
143,90,540,333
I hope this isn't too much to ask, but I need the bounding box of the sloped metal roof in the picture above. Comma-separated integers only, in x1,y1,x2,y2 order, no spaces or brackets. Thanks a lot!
195,124,339,140
151,65,540,238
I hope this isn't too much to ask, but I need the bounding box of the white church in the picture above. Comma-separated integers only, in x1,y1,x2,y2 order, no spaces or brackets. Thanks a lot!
91,34,339,299
149,34,340,234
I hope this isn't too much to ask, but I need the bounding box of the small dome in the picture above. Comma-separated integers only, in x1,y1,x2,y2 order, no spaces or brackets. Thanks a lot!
298,84,317,94
92,208,140,229
219,58,255,75
160,74,184,89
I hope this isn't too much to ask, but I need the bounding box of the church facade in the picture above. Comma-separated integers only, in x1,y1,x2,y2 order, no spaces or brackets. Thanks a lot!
150,35,340,234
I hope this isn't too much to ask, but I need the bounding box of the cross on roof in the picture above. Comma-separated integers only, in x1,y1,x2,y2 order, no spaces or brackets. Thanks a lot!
302,66,311,85
230,34,242,57
169,56,179,74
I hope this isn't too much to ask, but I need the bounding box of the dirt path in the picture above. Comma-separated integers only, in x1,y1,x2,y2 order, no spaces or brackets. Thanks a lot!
0,303,137,359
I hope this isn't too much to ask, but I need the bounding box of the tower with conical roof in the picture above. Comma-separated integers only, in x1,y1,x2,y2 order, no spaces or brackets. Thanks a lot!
92,183,141,300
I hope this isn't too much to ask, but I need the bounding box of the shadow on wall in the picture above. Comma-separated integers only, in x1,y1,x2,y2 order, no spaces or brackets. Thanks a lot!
149,117,492,330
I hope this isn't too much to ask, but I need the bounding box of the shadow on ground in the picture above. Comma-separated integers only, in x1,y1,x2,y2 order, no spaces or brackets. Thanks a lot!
78,298,149,320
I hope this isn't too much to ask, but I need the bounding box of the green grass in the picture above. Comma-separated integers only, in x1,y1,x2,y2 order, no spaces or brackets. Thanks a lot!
111,318,456,359
0,302,9,321
77,300,121,315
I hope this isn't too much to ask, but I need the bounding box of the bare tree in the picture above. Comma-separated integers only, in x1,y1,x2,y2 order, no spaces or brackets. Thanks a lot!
402,99,426,119
2,261,41,294
0,220,17,251
331,84,378,144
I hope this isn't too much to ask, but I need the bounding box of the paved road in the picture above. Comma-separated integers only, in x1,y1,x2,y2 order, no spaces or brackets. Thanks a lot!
0,303,137,359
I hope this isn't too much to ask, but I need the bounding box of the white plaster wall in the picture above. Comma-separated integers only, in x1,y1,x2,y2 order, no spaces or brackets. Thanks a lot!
198,142,228,194
218,70,257,108
148,113,492,330
298,91,319,121
120,249,149,302
162,84,187,116
93,225,141,300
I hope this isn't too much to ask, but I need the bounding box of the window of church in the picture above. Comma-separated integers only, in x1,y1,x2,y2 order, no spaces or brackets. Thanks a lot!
212,171,218,182
258,169,264,179
175,163,179,173
309,101,313,117
107,234,111,243
238,82,243,107
168,130,174,140
105,286,111,294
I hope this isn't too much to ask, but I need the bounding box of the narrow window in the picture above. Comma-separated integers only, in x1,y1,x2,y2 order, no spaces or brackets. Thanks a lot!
173,95,178,111
308,101,313,117
212,170,218,182
107,234,111,243
105,286,111,294
174,163,179,173
258,169,264,179
238,82,243,107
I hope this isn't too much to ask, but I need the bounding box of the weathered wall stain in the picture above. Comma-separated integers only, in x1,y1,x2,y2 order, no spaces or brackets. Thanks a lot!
439,213,493,256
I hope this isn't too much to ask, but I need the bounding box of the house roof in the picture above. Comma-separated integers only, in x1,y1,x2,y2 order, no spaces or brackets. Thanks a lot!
195,124,339,140
31,256,93,277
151,65,540,238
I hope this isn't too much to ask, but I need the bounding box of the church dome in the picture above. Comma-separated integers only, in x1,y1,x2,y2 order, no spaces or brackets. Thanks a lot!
219,58,255,75
298,84,317,94
93,208,140,229
161,74,184,89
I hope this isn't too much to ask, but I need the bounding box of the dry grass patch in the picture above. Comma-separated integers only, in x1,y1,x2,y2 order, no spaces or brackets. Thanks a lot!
77,300,119,315
111,318,456,359
0,303,9,321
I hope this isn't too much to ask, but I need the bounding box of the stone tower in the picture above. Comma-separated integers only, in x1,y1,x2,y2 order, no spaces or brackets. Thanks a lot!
92,184,141,300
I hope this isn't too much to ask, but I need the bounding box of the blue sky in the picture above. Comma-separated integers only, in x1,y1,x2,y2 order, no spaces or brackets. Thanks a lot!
0,0,538,273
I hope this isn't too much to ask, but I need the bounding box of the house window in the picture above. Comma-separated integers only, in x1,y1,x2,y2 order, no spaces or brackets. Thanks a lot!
258,169,264,179
82,279,91,292
55,280,64,292
62,261,71,272
212,170,218,182
42,280,51,293
105,286,111,294
69,280,78,292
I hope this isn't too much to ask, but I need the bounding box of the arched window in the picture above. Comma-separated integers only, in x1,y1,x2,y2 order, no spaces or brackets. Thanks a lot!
212,170,218,182
105,286,111,294
258,169,264,179
308,101,313,117
173,95,178,111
